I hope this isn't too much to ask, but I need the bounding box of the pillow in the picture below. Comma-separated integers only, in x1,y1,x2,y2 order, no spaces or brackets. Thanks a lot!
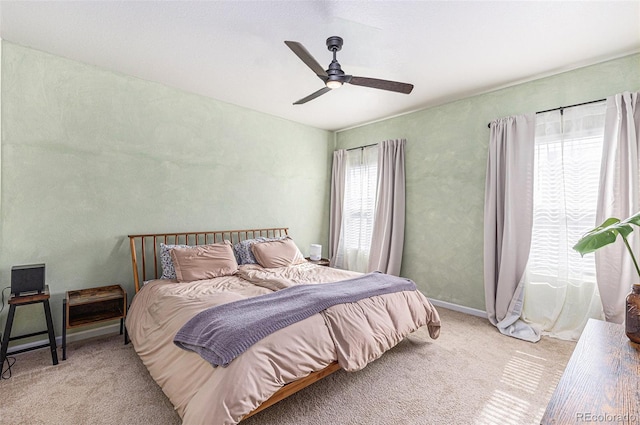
234,236,286,265
170,241,239,282
159,243,190,279
250,237,307,268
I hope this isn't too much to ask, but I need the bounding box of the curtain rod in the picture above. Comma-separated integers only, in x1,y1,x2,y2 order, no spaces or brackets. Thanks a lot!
346,143,378,151
487,98,607,129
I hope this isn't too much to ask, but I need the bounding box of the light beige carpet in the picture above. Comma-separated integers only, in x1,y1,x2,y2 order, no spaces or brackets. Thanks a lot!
0,308,575,425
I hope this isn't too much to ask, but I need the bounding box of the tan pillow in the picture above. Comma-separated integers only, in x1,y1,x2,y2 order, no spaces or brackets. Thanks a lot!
170,241,238,282
251,237,306,268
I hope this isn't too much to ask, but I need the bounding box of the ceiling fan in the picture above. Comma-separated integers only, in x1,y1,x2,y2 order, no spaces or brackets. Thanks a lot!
284,36,414,105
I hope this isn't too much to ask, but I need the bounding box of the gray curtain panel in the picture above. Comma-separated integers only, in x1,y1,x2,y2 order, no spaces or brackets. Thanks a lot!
368,139,406,276
329,149,346,267
484,114,540,342
596,91,640,323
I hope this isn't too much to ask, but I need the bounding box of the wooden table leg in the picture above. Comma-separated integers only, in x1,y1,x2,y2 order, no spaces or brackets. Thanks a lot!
62,298,67,361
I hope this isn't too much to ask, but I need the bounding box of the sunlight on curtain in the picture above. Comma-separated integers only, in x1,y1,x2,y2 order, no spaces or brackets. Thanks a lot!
522,102,606,340
334,146,378,273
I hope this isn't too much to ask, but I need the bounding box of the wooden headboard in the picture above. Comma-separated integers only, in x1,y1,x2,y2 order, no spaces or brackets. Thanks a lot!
128,227,289,293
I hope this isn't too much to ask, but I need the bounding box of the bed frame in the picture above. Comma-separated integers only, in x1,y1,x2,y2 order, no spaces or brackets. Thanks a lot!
127,227,341,420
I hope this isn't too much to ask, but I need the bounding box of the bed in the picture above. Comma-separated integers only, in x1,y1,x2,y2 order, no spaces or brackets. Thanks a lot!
126,228,441,425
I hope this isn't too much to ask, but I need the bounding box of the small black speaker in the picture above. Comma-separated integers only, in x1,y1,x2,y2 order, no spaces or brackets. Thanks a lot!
11,264,46,296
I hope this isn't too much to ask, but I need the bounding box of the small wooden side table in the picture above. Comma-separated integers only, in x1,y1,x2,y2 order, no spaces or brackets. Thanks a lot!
541,318,640,424
62,284,127,360
0,285,58,367
306,257,330,267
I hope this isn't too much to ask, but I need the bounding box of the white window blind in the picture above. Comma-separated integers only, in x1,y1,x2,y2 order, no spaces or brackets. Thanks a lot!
528,104,606,284
335,146,378,272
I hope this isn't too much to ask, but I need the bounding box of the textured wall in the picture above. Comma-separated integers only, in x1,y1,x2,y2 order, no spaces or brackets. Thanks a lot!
336,54,640,311
0,41,333,336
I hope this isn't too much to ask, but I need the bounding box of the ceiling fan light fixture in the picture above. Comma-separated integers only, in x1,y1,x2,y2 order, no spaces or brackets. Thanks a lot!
326,80,343,89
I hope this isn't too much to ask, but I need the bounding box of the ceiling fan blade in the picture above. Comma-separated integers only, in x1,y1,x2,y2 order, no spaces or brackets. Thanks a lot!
348,76,414,94
293,87,332,105
285,41,328,78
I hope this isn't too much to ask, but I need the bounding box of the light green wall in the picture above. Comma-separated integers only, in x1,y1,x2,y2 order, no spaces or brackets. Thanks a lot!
336,53,640,311
0,41,333,337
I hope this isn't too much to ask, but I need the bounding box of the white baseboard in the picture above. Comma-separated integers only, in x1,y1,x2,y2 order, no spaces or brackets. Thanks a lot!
428,298,487,318
4,323,122,355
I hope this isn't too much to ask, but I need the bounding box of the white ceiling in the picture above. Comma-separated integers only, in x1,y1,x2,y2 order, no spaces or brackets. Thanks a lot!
1,1,639,131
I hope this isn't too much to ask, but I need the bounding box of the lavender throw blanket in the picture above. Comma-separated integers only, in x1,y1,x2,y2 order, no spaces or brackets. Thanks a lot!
174,272,416,367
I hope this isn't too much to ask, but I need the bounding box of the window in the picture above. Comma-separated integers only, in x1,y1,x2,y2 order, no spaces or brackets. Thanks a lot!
522,102,607,339
528,105,606,285
334,146,378,273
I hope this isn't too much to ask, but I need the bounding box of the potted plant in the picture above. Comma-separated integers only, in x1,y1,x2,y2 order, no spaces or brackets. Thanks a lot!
573,211,640,343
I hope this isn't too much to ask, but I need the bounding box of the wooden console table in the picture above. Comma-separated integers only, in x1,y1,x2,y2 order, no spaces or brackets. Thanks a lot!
541,318,640,424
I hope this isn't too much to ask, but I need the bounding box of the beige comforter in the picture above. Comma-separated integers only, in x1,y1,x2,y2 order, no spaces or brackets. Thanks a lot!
126,263,440,425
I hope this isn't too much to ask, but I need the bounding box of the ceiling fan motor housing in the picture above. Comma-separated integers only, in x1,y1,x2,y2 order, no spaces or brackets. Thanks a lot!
327,60,345,83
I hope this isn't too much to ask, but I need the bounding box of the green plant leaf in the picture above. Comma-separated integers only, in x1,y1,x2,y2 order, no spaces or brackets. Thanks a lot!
622,210,640,227
572,217,634,256
573,211,640,279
